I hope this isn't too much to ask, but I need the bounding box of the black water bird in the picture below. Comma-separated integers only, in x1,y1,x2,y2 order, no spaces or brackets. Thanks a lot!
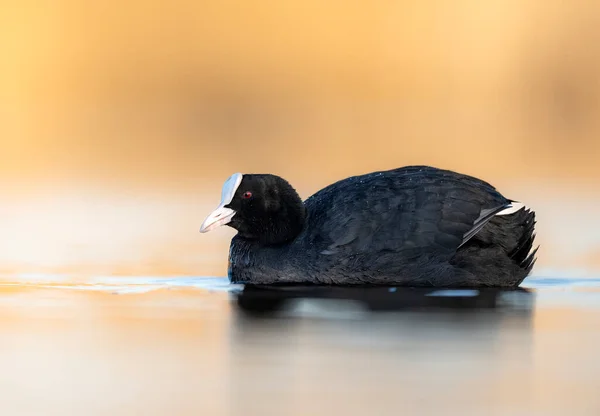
200,166,537,287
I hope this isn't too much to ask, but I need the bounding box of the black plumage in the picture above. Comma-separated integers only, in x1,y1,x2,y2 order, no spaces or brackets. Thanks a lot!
202,166,537,287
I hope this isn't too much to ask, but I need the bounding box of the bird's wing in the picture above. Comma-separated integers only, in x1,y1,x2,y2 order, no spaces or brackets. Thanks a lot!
311,180,510,258
457,203,512,248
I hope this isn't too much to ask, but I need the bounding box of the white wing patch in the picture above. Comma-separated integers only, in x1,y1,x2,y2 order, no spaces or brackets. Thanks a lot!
495,202,526,216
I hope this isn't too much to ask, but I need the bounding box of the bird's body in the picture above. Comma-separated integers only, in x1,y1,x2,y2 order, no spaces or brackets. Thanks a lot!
201,166,537,288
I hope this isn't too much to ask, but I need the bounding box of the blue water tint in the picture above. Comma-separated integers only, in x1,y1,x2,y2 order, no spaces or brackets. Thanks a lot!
0,274,241,294
524,276,600,288
426,290,479,297
88,276,238,291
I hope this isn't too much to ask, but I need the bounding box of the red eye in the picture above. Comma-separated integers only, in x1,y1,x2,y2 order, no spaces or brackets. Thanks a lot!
242,191,253,199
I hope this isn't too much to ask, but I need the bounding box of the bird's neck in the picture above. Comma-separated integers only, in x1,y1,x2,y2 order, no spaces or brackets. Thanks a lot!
227,236,286,284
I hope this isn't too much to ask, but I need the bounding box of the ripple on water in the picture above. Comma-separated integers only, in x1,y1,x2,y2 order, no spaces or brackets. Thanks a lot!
1,273,600,300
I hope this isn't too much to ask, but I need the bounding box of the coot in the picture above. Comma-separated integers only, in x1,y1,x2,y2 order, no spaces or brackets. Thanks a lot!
200,166,537,287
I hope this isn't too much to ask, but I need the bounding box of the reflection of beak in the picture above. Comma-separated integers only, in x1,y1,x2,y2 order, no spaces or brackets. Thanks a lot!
200,205,236,233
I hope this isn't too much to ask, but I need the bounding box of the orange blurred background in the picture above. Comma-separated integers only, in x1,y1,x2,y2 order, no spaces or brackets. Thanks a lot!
1,0,599,278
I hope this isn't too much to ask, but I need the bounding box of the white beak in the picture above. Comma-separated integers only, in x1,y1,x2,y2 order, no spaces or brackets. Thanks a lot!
200,173,243,233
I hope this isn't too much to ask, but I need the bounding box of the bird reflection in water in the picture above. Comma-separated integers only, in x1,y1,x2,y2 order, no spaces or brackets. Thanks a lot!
233,284,535,316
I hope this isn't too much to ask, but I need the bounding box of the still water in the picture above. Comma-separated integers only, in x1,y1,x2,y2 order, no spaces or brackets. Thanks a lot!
0,274,599,416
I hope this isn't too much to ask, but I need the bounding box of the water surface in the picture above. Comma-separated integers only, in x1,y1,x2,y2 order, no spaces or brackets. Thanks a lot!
1,274,599,415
